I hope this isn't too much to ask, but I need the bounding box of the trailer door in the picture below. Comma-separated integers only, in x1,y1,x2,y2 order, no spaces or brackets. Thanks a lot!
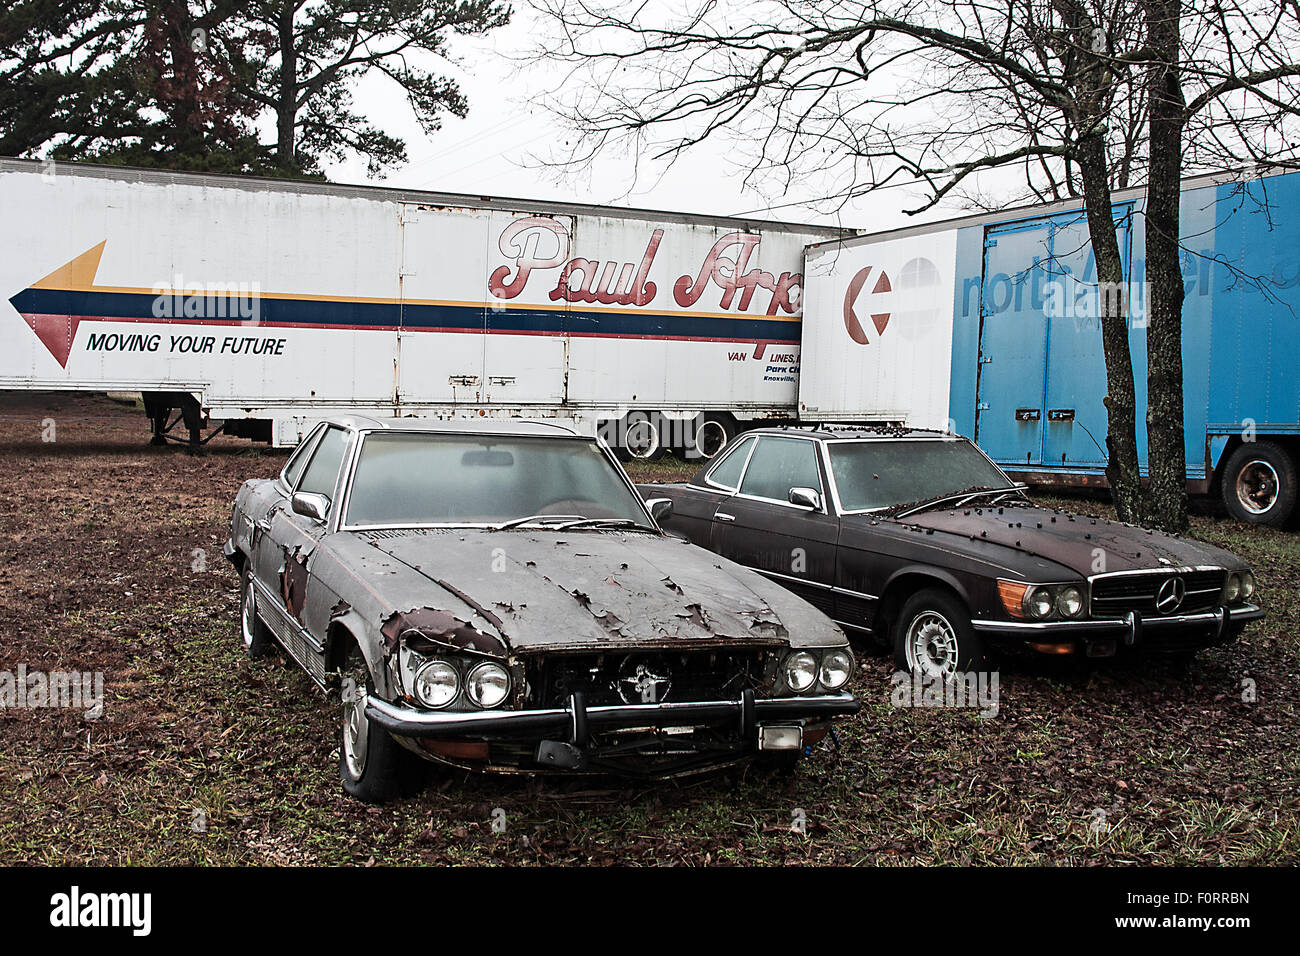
975,220,1053,465
1040,209,1132,470
482,211,573,405
397,204,491,407
975,210,1130,470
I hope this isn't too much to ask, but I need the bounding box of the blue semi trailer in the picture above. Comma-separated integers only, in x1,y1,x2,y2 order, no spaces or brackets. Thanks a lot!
800,166,1300,527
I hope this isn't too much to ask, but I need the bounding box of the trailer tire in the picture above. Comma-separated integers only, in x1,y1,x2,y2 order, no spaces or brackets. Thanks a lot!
693,413,738,460
615,412,665,462
1220,441,1297,527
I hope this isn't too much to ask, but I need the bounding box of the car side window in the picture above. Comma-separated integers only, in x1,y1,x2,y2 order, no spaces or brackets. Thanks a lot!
296,427,349,501
705,436,754,490
282,425,324,489
739,437,823,502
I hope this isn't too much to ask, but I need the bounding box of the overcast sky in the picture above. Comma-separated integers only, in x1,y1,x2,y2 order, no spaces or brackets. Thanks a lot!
319,6,959,233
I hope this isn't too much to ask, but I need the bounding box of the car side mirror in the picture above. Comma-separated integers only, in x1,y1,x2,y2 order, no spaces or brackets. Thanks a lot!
645,497,673,522
292,491,330,522
788,487,821,511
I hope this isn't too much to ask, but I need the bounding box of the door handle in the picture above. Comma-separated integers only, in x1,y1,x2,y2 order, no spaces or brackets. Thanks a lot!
716,512,735,523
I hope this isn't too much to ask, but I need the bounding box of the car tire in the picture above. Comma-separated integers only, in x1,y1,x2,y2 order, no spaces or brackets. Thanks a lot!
239,565,276,658
1220,441,1297,527
339,646,420,803
893,587,986,678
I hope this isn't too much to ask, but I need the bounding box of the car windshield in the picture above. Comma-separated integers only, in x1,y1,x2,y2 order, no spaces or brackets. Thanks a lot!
344,432,651,528
826,438,1015,512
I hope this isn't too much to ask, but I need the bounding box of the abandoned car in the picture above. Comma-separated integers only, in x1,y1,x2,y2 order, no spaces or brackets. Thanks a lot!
224,417,858,801
640,427,1263,677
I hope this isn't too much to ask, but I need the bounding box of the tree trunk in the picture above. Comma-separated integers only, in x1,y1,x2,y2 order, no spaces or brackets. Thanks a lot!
1077,131,1145,525
275,4,297,172
1143,0,1190,532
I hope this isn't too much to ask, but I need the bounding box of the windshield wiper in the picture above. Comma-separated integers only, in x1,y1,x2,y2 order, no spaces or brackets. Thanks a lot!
491,513,586,530
895,485,1026,518
552,517,657,532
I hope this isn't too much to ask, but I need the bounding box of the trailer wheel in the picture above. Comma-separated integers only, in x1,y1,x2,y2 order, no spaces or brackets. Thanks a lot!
1220,441,1297,527
694,413,737,460
617,412,664,461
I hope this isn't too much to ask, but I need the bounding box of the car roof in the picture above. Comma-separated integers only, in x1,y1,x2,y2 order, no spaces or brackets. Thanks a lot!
324,416,586,438
742,424,961,441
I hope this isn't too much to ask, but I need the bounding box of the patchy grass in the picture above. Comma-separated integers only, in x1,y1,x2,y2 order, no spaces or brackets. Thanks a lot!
0,392,1296,865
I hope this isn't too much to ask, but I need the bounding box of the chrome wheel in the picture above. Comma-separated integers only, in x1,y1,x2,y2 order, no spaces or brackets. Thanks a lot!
341,670,369,779
624,418,660,459
241,579,257,649
905,610,960,680
1235,459,1279,515
696,419,729,459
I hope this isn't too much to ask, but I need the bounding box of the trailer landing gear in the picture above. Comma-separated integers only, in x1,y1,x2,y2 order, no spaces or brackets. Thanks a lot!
142,391,217,455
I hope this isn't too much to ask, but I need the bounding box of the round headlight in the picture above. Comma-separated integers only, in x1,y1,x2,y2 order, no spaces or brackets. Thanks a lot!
1240,571,1255,600
783,651,818,693
466,661,511,708
1026,586,1055,619
1056,585,1085,618
819,649,854,690
1225,573,1241,603
413,660,459,709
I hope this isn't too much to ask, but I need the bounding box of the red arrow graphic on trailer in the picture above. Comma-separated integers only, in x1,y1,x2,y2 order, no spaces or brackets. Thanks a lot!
11,241,107,368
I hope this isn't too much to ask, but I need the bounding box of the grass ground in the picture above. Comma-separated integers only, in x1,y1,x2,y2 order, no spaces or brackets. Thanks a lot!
1,392,1296,865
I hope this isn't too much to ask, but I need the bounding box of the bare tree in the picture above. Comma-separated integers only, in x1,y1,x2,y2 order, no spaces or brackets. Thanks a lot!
531,0,1300,530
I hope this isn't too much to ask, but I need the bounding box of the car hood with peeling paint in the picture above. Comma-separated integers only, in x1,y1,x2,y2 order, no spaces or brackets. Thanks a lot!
330,527,846,655
895,501,1250,578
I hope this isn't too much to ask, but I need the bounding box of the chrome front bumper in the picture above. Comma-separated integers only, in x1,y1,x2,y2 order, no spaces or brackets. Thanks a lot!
972,603,1263,651
364,690,859,740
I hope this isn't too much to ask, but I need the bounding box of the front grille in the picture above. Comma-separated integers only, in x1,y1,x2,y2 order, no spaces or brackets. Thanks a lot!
1091,570,1225,617
527,649,776,708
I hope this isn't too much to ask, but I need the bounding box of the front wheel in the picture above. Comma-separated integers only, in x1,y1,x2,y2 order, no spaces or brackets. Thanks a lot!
893,588,986,679
339,646,421,803
239,565,275,657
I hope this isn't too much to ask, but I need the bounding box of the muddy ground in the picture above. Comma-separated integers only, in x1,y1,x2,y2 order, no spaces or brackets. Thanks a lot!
0,390,1296,865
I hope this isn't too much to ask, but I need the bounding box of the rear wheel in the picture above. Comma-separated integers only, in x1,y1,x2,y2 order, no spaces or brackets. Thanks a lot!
1220,442,1297,527
694,413,737,460
339,646,421,803
239,565,275,657
893,588,986,678
617,412,665,462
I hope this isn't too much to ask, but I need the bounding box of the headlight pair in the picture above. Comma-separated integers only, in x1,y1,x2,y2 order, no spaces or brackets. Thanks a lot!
1224,571,1255,604
782,647,854,694
413,658,511,710
997,579,1086,620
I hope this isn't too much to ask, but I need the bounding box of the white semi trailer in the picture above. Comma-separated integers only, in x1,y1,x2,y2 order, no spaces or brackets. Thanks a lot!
0,158,847,455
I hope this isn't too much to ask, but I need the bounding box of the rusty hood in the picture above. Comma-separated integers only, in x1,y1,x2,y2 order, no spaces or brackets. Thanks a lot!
897,501,1248,577
346,528,843,655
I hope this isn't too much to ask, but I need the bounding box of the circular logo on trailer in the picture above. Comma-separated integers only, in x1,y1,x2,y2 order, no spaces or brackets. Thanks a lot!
842,266,892,344
1155,576,1186,614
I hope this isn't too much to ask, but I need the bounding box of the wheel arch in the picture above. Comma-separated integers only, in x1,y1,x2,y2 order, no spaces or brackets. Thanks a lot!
874,568,973,639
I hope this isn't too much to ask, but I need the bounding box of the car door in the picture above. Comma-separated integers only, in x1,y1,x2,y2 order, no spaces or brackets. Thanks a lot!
255,425,352,676
250,423,324,597
710,435,840,616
